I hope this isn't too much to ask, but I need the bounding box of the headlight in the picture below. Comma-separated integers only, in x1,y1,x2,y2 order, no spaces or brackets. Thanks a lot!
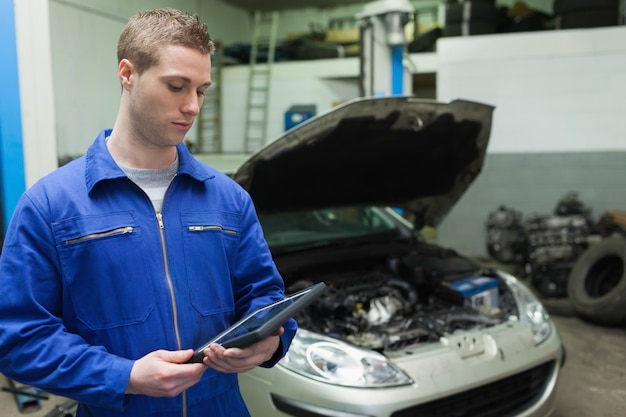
499,271,552,345
280,329,413,388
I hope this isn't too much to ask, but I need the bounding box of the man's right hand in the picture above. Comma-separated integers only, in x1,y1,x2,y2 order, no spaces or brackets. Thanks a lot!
126,349,206,397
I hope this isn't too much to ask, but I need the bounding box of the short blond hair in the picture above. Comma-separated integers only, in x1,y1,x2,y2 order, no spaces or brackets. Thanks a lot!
117,8,215,74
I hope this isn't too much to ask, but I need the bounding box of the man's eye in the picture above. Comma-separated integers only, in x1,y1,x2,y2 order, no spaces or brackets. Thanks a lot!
169,85,183,92
197,90,206,97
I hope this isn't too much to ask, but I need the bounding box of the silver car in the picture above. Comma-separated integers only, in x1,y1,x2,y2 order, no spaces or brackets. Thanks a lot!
230,96,565,417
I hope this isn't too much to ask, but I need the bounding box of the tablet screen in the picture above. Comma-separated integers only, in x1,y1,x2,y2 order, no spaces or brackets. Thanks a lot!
213,291,307,344
189,282,326,362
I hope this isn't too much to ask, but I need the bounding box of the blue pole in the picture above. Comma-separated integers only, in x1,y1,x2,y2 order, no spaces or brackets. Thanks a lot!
0,0,26,234
391,46,404,96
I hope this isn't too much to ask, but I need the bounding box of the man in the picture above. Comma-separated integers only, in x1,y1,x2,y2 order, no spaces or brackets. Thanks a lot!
0,8,296,417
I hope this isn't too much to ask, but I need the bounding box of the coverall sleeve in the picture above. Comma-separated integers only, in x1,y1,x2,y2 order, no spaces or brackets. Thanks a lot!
230,189,298,366
0,194,134,411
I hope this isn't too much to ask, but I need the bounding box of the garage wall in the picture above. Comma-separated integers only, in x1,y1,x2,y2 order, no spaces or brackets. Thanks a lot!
50,0,439,157
220,52,438,152
48,0,250,157
222,58,359,153
46,0,442,157
437,27,626,154
30,1,626,259
31,0,556,159
435,27,626,257
438,151,626,258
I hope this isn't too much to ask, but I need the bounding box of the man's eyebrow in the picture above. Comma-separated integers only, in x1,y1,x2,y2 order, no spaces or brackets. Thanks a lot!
163,75,211,87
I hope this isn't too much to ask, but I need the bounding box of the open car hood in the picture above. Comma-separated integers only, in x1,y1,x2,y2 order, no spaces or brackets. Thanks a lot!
233,96,494,229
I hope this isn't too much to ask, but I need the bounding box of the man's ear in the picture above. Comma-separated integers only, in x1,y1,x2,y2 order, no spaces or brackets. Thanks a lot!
118,58,135,90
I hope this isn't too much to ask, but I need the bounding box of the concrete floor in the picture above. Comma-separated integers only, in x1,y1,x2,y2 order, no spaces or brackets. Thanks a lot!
543,298,625,417
0,382,71,417
1,298,624,417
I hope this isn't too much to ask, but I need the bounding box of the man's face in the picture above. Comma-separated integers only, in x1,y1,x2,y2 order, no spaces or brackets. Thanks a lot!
126,44,212,149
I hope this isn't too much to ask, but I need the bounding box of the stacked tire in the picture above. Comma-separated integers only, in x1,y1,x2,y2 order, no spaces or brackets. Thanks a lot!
554,0,621,29
568,237,626,326
443,0,502,37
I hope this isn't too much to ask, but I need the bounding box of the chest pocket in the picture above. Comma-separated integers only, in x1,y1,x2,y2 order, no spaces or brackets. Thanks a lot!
53,212,154,330
181,211,241,316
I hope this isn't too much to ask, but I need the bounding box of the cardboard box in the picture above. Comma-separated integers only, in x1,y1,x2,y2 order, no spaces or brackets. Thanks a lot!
325,27,359,44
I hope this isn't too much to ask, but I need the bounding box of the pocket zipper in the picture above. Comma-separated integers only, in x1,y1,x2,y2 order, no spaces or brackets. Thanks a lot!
65,226,134,244
188,225,238,235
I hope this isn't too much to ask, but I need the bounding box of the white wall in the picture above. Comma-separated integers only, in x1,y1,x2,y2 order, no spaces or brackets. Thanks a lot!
34,0,557,159
221,58,360,152
45,0,442,157
437,26,626,153
49,0,125,157
220,51,438,152
14,0,57,187
434,25,626,257
48,0,250,157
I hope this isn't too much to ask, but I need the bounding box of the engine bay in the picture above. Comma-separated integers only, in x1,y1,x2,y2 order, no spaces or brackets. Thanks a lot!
282,245,520,352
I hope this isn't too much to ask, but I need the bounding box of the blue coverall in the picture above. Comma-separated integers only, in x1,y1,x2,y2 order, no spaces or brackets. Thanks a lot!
0,129,297,416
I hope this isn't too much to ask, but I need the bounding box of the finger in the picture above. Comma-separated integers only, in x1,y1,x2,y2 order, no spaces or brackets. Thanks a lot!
203,355,238,373
221,346,245,358
271,326,285,337
202,344,227,366
210,358,255,374
203,348,256,373
160,349,196,364
178,349,196,363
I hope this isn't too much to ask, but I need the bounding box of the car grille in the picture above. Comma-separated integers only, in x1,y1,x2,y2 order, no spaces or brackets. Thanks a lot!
391,361,555,417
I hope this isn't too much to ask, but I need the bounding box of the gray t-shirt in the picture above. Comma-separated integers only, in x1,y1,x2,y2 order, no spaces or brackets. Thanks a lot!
121,157,179,212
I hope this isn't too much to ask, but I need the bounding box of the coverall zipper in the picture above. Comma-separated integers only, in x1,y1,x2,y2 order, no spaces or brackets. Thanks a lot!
153,175,190,417
127,175,188,417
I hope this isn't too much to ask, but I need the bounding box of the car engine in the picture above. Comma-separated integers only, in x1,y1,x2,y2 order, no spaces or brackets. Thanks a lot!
486,205,526,264
522,212,592,297
485,192,596,297
283,246,519,352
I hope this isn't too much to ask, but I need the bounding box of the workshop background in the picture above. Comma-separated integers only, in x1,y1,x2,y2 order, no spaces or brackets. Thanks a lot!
1,0,625,416
4,0,626,257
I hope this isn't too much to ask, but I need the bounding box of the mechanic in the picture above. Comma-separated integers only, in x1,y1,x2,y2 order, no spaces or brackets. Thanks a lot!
0,8,296,417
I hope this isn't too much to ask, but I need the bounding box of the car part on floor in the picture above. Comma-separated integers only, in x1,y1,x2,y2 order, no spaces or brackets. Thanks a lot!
1,379,48,413
567,237,626,326
486,192,596,298
597,210,626,237
44,399,78,417
485,205,525,264
523,210,593,298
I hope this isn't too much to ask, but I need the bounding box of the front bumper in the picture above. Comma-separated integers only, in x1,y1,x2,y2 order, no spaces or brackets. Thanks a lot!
240,320,564,417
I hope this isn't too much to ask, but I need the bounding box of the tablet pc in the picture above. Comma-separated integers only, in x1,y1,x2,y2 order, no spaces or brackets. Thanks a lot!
188,282,326,363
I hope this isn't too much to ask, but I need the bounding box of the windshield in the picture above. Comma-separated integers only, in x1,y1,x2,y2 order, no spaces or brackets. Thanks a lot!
258,207,399,249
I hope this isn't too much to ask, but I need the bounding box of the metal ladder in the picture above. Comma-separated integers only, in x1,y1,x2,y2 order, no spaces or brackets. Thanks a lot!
196,41,224,153
243,10,279,154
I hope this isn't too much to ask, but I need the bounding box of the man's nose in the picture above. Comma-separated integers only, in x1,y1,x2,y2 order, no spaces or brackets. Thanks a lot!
183,93,201,115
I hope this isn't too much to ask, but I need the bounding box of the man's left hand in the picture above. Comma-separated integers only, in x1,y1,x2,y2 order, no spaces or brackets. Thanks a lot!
201,327,284,373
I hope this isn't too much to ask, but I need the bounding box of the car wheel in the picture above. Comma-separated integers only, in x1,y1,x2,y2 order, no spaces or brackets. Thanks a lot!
567,237,626,326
